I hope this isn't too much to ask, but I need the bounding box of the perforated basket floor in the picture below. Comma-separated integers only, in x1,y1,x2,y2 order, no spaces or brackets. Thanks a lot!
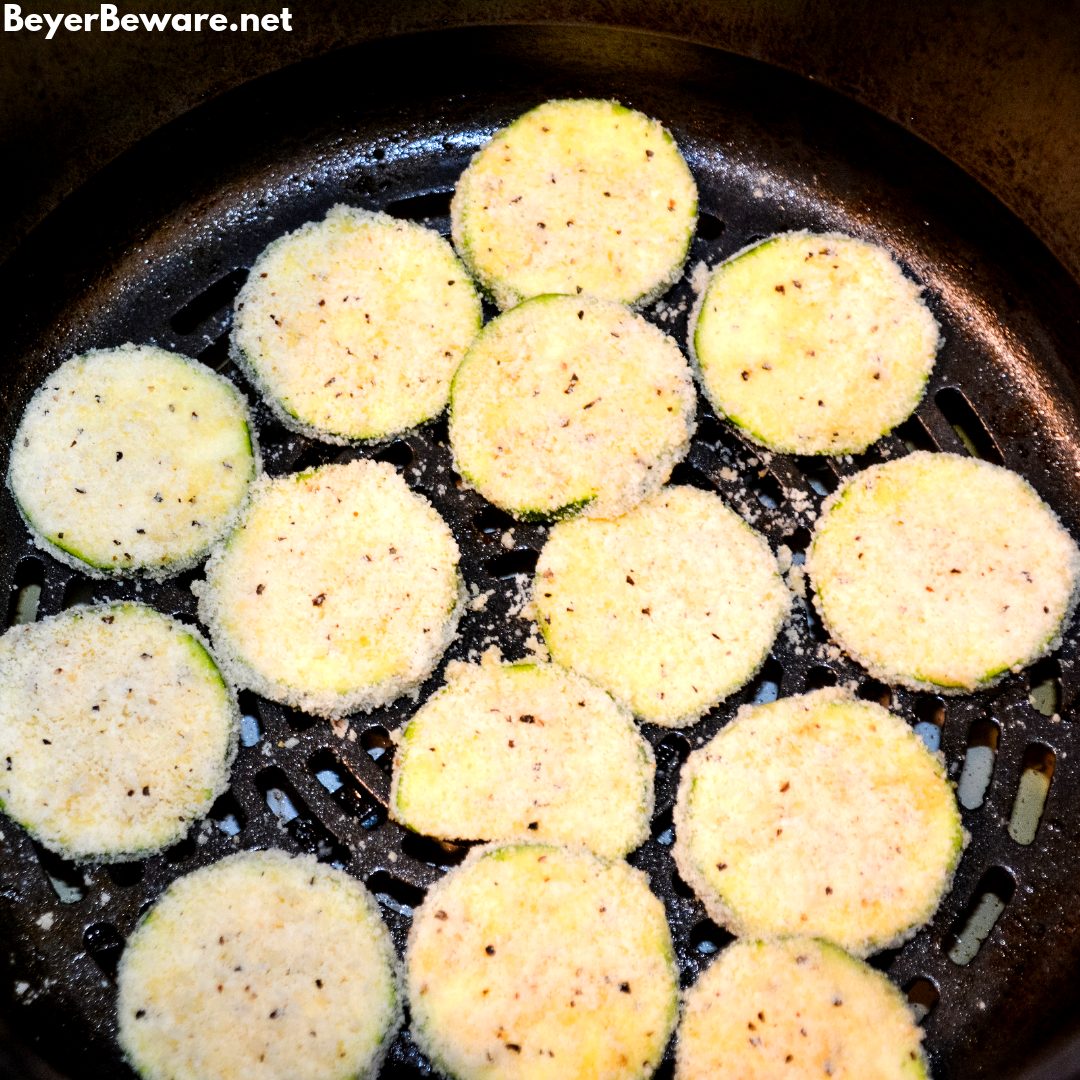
2,26,1080,1080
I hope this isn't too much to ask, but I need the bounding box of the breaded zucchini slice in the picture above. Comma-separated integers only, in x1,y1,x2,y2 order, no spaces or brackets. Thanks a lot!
807,452,1080,692
449,294,696,521
691,232,941,454
534,486,790,726
673,689,963,956
117,850,402,1080
0,603,237,862
451,98,698,310
390,657,654,858
232,205,482,443
7,344,257,577
407,843,678,1080
194,459,462,719
676,938,929,1080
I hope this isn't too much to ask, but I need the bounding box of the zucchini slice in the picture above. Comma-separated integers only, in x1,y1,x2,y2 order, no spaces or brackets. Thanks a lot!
390,658,655,858
451,98,698,309
673,688,964,956
194,459,463,719
117,850,401,1080
449,294,696,521
0,603,238,862
7,344,258,577
676,938,928,1080
407,843,679,1080
232,205,482,443
807,452,1080,692
691,232,941,454
534,485,790,726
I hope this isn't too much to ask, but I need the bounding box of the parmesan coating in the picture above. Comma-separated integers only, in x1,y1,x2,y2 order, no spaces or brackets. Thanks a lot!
391,657,655,858
452,98,698,309
0,603,237,862
676,938,929,1079
117,850,401,1080
195,459,462,719
407,843,679,1080
8,343,258,577
691,231,941,454
673,689,963,955
449,294,696,521
232,205,482,443
808,452,1080,691
534,485,790,726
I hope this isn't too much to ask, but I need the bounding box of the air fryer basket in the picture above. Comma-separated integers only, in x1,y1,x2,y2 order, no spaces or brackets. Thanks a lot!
2,26,1079,1080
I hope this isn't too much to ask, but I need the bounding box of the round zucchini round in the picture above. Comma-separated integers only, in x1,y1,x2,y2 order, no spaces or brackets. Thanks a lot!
407,843,679,1080
194,458,463,719
807,451,1080,692
691,231,941,454
117,849,401,1080
0,603,238,862
534,485,789,726
7,343,258,577
451,98,698,310
449,294,696,521
676,938,928,1079
391,658,655,858
673,688,964,956
232,205,482,443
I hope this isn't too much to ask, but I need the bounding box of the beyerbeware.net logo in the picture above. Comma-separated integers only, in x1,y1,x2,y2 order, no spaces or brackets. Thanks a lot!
5,3,293,38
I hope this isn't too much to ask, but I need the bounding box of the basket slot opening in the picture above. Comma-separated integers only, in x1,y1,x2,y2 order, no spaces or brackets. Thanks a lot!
472,504,519,544
957,718,1000,811
371,440,415,468
780,527,812,564
894,415,938,453
382,189,453,225
486,547,538,580
366,869,426,916
209,790,247,837
399,833,471,869
945,866,1015,966
667,459,716,493
308,749,384,830
654,732,692,792
670,868,697,900
803,600,831,645
170,267,248,336
913,696,946,752
856,679,892,708
748,657,784,704
83,922,124,980
256,767,350,864
106,861,144,888
1008,744,1055,846
689,918,734,957
6,558,43,626
933,387,1003,464
749,469,784,510
361,726,395,773
793,455,840,497
651,805,674,847
904,976,940,1023
196,335,234,374
1027,658,1062,717
33,844,86,904
804,665,838,691
61,577,96,610
696,211,726,242
237,693,263,747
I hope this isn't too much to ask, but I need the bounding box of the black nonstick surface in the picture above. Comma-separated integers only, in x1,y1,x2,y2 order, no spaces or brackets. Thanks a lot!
2,24,1080,1080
